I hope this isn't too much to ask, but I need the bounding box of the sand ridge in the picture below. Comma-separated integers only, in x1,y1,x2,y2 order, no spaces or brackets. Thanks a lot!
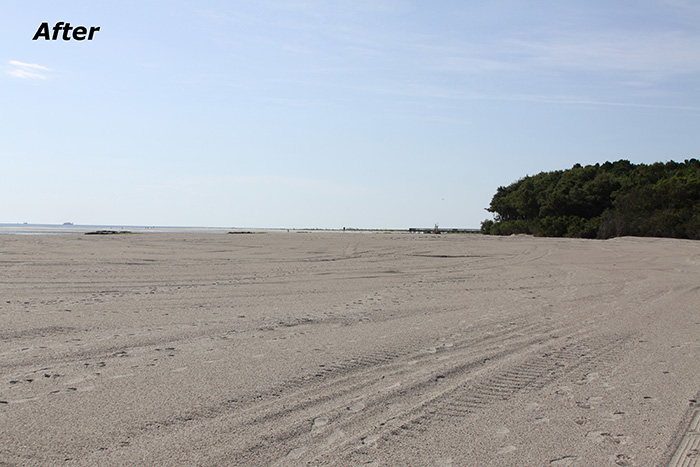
1,232,699,465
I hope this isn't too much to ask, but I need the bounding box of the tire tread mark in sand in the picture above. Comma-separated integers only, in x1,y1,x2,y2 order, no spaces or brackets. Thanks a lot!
73,317,538,453
217,341,542,467
73,317,558,466
334,333,631,464
240,350,403,427
216,324,579,466
182,320,562,465
155,317,553,436
426,339,604,419
0,326,79,341
667,407,700,467
236,316,555,417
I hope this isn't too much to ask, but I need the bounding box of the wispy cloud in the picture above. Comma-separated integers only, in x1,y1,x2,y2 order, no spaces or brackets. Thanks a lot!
510,30,700,80
7,60,52,79
192,2,700,116
511,94,700,112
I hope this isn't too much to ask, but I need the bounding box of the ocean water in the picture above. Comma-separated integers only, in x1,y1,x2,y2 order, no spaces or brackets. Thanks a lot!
0,223,236,235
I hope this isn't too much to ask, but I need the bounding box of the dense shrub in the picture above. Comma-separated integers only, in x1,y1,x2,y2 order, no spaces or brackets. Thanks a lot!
483,159,700,240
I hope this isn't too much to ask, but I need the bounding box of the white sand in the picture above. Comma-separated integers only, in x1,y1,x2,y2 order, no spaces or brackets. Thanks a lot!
1,232,698,466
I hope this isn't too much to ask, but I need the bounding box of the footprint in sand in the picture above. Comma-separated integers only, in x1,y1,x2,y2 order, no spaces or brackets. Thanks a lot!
549,456,577,466
496,445,517,455
348,401,365,413
614,453,634,465
582,372,599,382
605,411,625,422
588,396,603,404
586,431,606,443
322,429,345,446
361,434,381,446
286,446,308,459
586,431,627,445
312,416,328,431
380,382,401,392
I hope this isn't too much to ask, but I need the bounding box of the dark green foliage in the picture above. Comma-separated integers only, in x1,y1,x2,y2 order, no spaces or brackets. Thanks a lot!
483,159,700,240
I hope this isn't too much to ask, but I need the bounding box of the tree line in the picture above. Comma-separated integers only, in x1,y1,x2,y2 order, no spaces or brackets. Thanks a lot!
481,159,700,239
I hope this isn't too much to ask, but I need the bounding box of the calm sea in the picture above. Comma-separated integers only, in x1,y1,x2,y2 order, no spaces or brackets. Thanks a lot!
0,224,236,235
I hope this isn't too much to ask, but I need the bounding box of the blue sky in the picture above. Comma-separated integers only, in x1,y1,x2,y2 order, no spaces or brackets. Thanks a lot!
3,1,699,228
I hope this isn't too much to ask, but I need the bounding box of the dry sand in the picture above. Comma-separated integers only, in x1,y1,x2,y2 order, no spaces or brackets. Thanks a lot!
1,232,699,466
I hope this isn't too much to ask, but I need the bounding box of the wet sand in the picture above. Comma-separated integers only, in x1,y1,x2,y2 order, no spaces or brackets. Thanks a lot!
1,232,699,466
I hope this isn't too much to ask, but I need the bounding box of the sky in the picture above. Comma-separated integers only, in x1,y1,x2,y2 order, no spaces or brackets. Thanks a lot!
2,1,699,229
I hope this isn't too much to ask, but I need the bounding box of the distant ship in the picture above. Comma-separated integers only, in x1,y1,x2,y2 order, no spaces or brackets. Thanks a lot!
62,222,74,226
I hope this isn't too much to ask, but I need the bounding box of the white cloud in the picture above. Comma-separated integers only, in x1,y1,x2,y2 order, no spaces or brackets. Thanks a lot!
6,60,52,79
510,30,700,81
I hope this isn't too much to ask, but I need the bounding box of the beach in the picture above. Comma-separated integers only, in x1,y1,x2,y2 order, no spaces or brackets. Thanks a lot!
1,232,699,466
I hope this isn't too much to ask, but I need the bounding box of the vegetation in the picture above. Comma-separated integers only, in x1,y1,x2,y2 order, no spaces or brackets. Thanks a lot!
84,230,134,235
481,159,700,239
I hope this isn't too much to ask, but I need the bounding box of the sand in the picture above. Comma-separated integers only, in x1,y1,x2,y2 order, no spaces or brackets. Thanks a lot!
1,232,698,466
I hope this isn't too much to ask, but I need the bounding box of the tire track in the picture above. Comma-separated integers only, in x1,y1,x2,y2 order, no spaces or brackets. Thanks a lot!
203,320,577,466
92,316,565,466
667,406,700,467
164,315,554,426
312,332,632,466
424,335,625,420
